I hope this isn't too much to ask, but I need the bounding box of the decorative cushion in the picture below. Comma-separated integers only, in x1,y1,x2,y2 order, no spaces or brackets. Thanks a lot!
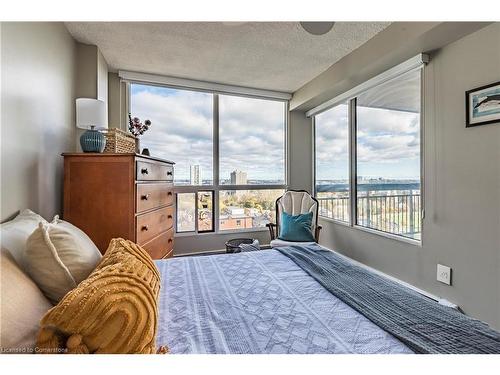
277,191,318,234
36,238,164,354
24,220,102,304
51,215,102,258
0,209,48,268
0,248,53,353
278,211,315,242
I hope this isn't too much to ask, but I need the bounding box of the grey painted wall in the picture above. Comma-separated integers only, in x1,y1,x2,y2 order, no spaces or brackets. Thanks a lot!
74,43,109,151
174,230,272,256
108,72,122,129
1,22,77,222
315,23,500,329
288,110,313,193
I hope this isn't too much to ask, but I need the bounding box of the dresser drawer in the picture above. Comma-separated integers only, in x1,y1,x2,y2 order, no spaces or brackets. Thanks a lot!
141,227,174,259
136,183,174,213
136,160,173,181
136,206,174,245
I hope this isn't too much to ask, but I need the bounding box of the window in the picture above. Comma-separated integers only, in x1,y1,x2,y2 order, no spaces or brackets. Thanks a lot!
130,83,287,234
219,95,286,185
356,71,421,240
197,191,214,232
219,189,285,231
130,84,213,185
176,193,196,233
315,102,350,223
314,68,422,241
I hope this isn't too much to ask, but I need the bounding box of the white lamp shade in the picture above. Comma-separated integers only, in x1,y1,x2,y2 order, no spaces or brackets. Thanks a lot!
76,98,108,130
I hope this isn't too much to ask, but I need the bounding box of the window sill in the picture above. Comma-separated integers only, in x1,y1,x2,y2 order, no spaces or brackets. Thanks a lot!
353,225,422,247
318,216,351,227
175,226,269,238
319,217,422,247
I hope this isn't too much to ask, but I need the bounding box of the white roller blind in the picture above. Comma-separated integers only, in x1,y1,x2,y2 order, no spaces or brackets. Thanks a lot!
119,70,292,101
306,53,429,118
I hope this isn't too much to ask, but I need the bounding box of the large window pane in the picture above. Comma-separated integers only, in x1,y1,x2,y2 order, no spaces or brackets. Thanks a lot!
219,189,284,230
130,84,213,185
219,95,285,185
176,193,196,232
315,102,350,222
356,70,421,240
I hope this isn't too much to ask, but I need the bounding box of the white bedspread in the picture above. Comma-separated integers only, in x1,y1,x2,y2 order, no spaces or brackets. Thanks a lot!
155,249,412,354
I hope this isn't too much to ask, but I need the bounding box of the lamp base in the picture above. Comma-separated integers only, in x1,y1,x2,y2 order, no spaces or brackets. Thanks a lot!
80,129,106,153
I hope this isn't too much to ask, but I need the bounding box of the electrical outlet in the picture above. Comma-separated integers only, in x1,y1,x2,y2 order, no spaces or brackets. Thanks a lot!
437,264,452,285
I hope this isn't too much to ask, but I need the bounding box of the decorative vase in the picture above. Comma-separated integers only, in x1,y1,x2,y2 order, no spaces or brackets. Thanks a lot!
80,128,106,153
135,137,140,154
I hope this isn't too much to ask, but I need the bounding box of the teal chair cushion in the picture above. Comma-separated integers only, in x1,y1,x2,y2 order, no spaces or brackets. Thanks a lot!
278,211,315,242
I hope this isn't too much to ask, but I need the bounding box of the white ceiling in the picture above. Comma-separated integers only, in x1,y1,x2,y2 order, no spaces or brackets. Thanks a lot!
65,22,390,93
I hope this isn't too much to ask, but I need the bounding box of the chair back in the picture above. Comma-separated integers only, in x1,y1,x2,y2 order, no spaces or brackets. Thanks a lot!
276,190,319,239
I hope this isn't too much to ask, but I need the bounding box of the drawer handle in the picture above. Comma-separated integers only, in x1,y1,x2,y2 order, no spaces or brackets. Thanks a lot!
141,194,150,200
167,215,173,219
167,171,173,176
168,238,173,243
141,225,149,231
141,168,149,175
167,192,173,196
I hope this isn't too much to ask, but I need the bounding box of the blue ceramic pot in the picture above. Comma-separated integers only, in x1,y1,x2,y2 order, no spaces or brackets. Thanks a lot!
80,129,106,153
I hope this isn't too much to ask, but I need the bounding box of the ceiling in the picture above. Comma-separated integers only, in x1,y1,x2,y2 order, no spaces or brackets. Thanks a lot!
65,22,390,93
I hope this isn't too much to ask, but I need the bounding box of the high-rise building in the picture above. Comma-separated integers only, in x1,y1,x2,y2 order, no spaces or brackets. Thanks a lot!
230,170,247,185
190,165,202,185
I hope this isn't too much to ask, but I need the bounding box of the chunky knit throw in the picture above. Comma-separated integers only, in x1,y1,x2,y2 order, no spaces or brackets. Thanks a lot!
36,238,166,354
277,245,500,354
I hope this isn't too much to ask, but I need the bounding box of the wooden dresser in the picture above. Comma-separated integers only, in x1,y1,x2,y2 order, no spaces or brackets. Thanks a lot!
62,153,175,259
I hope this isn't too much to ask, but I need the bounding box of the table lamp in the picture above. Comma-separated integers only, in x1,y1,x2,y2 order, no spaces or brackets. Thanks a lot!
76,98,108,152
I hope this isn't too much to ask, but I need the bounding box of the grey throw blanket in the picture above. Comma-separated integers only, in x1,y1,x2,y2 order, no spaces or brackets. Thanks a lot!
277,245,500,354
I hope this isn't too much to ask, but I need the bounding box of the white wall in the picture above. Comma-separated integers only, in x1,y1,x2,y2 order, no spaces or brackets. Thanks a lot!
1,22,77,221
314,23,500,329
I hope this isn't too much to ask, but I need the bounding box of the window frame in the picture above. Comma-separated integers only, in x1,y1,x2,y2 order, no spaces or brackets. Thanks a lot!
127,82,289,236
313,101,351,224
313,68,424,245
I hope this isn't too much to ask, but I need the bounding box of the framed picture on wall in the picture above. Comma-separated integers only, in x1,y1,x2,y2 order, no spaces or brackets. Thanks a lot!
466,81,500,127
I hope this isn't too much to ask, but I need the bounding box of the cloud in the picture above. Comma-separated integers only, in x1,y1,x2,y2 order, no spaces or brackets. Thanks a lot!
131,85,285,182
357,107,420,164
357,106,419,136
315,104,420,179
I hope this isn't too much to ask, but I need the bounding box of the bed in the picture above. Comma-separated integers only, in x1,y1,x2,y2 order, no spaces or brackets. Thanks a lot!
156,246,411,354
155,244,500,354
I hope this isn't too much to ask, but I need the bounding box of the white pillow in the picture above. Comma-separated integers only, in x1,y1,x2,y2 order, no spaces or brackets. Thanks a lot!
0,209,48,268
24,218,102,304
0,248,53,352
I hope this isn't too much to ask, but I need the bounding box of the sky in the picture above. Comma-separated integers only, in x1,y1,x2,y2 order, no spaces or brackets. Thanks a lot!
131,81,420,185
131,84,285,184
315,100,420,181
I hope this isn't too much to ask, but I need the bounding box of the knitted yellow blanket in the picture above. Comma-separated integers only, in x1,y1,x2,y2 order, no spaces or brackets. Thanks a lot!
36,238,166,354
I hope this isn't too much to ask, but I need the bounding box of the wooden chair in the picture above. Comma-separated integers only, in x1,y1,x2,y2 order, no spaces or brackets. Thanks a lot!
266,190,322,248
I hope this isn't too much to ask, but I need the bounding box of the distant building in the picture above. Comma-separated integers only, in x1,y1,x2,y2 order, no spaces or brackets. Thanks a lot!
230,170,247,185
219,206,253,230
190,165,202,185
